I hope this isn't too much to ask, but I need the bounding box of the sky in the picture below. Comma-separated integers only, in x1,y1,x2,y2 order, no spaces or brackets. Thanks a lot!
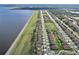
0,0,79,4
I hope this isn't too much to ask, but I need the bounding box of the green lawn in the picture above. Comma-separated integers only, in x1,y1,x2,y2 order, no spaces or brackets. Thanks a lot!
9,11,38,55
54,33,63,50
45,22,57,32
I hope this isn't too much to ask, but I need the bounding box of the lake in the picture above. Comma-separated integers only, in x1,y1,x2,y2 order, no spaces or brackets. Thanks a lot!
0,7,33,54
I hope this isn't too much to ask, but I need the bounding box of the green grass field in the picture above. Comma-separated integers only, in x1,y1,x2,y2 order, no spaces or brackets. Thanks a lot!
45,22,57,32
8,11,38,55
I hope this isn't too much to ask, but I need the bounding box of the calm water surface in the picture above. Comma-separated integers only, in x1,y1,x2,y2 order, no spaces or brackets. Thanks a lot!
0,7,33,54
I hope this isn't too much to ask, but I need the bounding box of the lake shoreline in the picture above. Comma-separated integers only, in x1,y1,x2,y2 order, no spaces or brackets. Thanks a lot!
5,11,34,55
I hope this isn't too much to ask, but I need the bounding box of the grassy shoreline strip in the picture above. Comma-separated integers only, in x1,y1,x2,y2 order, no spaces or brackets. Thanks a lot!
5,11,38,55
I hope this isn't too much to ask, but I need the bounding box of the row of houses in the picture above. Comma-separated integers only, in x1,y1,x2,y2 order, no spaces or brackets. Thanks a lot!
63,16,79,32
52,14,79,51
35,20,43,55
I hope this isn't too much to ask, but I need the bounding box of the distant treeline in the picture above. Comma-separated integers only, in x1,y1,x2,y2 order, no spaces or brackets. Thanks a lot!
12,7,79,10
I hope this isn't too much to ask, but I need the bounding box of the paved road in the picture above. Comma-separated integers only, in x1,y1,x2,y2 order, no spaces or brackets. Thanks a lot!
58,50,75,55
